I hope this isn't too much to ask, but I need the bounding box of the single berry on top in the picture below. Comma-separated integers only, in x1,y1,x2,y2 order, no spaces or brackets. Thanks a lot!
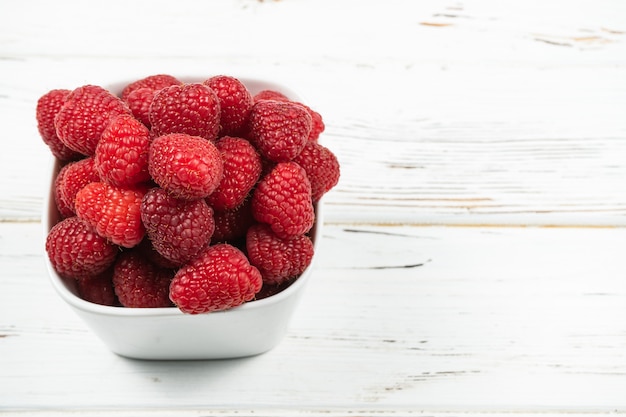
293,141,340,202
94,114,152,187
36,88,82,162
246,100,312,163
53,156,100,218
206,136,262,211
169,243,262,314
120,74,182,101
252,89,325,141
251,161,315,239
246,223,314,286
148,133,224,201
125,87,158,129
55,84,131,156
45,216,118,280
121,74,183,129
141,187,215,266
149,83,221,141
204,75,253,137
74,182,147,248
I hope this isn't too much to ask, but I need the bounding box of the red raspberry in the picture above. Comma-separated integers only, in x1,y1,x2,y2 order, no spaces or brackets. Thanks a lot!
148,133,224,200
253,89,289,103
149,83,221,141
75,182,146,248
36,89,82,162
246,223,314,286
76,268,118,306
141,187,215,265
251,162,314,239
55,85,131,156
292,141,340,202
246,100,312,162
45,216,118,279
211,199,255,243
54,156,101,218
204,75,253,137
206,136,262,211
295,102,325,142
252,90,324,142
120,74,182,101
94,114,151,187
125,87,157,128
53,169,73,219
170,243,262,314
112,250,174,308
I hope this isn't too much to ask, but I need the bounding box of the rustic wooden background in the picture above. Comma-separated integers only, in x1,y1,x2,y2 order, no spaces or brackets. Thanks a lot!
1,0,625,415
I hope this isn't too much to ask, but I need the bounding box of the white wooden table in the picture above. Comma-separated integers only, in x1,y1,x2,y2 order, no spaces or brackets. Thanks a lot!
1,1,625,415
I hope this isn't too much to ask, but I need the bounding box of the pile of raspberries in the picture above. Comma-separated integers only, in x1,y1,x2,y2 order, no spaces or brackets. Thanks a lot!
38,74,339,314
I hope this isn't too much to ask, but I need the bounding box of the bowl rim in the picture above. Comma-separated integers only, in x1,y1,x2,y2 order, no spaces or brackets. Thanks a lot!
42,75,323,318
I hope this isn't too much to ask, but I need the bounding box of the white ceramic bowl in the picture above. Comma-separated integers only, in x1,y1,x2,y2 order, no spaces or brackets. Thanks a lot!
43,77,322,360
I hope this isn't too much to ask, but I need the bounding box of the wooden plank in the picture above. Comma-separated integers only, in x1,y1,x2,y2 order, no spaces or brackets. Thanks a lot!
1,1,625,226
2,1,626,415
2,223,625,412
4,60,626,225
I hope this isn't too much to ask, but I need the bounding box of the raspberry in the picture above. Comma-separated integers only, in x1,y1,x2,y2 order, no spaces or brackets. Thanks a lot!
148,133,224,200
113,250,174,308
211,199,255,243
252,90,324,142
253,90,289,103
206,136,262,211
42,73,338,312
292,141,340,202
55,85,131,156
246,100,312,162
170,243,262,314
53,169,73,219
94,114,151,187
204,75,253,137
125,87,157,128
246,223,314,286
149,83,221,141
295,102,325,142
45,216,118,279
251,161,314,239
141,187,215,265
120,74,182,101
75,182,146,248
76,268,118,306
36,89,82,162
54,156,101,218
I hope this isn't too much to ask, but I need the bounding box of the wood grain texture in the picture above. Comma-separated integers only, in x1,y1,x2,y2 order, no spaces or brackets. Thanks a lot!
1,224,625,413
1,0,625,225
1,0,625,414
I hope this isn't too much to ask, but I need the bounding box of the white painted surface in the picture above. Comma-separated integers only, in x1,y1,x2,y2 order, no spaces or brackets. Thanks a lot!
0,0,625,414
